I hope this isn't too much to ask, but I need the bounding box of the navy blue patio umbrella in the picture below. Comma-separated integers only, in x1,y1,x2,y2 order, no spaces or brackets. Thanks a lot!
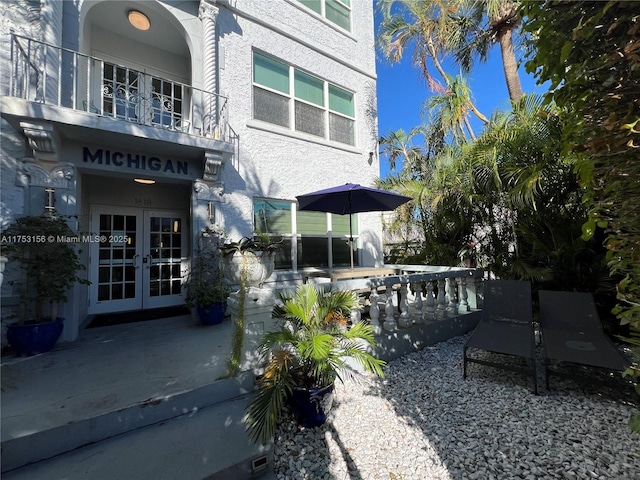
296,183,412,269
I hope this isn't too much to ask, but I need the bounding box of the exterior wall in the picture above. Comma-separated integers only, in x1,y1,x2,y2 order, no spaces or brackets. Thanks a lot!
216,0,381,263
0,0,381,345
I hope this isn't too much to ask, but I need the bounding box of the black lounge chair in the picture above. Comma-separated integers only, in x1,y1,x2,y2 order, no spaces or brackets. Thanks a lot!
538,290,631,389
463,280,538,393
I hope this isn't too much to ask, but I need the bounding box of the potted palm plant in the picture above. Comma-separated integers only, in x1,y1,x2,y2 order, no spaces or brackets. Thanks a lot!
245,284,386,444
1,214,89,356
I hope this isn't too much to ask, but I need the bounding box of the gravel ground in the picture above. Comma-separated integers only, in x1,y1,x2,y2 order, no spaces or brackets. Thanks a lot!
272,335,640,480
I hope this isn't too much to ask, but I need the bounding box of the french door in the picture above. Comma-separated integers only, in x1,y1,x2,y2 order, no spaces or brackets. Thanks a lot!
88,206,188,314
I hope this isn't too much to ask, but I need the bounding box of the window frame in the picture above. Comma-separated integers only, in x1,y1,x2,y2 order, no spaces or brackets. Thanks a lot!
252,51,356,146
253,198,358,270
296,0,352,32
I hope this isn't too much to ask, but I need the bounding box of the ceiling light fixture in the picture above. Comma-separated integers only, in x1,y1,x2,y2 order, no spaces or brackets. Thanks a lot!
128,10,150,31
134,178,155,185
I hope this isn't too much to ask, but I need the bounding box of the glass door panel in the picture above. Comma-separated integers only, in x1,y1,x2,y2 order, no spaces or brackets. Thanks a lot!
90,207,143,314
89,207,188,314
143,211,187,309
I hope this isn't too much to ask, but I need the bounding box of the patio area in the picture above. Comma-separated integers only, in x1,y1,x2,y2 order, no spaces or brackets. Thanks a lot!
271,334,640,479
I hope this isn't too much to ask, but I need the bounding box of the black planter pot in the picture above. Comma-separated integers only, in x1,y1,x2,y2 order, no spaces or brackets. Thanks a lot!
197,302,227,325
7,317,64,356
289,383,335,428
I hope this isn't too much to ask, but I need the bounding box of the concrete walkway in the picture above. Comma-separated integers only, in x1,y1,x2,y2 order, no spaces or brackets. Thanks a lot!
2,315,231,439
1,314,275,479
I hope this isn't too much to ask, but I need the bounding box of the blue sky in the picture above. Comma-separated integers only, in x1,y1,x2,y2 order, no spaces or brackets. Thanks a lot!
373,14,549,178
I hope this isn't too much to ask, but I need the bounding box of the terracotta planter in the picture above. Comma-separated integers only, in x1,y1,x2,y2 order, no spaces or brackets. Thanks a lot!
223,251,275,287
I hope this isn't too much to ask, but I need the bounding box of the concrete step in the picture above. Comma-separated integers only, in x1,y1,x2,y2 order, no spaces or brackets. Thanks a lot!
2,394,274,480
1,371,255,472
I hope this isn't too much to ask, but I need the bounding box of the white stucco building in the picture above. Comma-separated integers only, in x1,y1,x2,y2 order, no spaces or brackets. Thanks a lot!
0,0,380,342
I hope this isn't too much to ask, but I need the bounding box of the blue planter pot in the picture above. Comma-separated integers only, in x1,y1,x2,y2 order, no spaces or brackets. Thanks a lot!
289,383,335,428
7,317,64,357
197,302,227,325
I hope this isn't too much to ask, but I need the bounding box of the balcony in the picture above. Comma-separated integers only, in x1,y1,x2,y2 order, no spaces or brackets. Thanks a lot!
5,33,232,143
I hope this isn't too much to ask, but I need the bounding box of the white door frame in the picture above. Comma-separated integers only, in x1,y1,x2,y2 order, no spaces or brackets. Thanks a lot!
88,205,188,314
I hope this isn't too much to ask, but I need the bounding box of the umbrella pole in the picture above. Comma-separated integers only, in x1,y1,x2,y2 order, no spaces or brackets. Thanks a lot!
349,213,354,270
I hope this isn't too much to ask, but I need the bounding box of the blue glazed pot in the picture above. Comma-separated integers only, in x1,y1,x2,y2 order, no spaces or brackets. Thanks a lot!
7,317,64,357
289,383,335,428
197,302,227,325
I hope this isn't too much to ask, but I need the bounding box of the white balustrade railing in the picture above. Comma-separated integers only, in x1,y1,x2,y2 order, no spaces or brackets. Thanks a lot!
229,265,483,372
299,266,483,335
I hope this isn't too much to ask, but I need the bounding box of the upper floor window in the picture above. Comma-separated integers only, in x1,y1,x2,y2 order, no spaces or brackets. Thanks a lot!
298,0,351,31
253,52,355,146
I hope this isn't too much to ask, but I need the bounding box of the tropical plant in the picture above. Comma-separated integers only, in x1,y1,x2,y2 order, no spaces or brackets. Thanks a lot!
1,214,90,323
245,284,386,444
521,0,640,430
218,233,282,256
184,224,229,308
184,252,229,308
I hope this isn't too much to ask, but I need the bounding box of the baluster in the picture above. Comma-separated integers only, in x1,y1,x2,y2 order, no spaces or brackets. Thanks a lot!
412,281,424,324
398,282,411,328
424,281,436,321
383,285,397,332
350,303,361,325
369,287,381,334
458,276,469,312
446,277,458,316
436,278,448,319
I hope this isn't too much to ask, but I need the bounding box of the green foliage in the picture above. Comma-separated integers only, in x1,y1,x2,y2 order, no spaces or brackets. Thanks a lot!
184,226,229,308
245,284,385,444
183,253,228,307
218,234,282,256
1,215,90,322
521,1,640,329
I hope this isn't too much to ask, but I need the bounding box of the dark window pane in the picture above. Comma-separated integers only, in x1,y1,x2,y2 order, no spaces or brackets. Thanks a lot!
113,215,124,231
295,101,324,137
124,283,136,298
272,238,292,269
98,285,110,301
298,237,329,267
111,284,123,300
332,237,357,267
254,87,289,127
100,214,111,230
99,267,110,283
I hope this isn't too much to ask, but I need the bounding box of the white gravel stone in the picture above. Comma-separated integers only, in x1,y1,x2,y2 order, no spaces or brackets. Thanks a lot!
272,335,640,479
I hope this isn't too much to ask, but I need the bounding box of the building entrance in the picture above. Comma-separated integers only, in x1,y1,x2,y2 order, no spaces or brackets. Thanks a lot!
88,206,188,314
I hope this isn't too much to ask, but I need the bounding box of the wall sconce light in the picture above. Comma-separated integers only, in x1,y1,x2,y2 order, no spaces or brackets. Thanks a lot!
45,187,55,215
128,10,151,31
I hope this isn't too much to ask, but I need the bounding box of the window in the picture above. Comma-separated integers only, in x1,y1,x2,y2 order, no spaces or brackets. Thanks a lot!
252,52,356,146
102,62,185,128
298,0,351,31
253,198,358,269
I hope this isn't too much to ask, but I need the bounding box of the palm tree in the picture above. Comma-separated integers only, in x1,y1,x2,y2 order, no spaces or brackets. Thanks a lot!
423,73,484,141
377,0,489,135
453,0,524,102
